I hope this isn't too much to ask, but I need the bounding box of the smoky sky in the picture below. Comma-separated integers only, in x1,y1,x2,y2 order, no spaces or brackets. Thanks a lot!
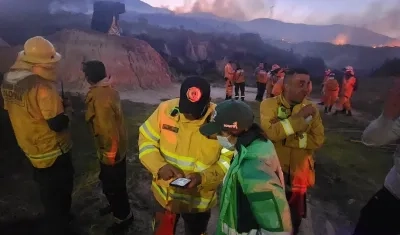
321,1,400,38
170,0,400,38
0,0,398,38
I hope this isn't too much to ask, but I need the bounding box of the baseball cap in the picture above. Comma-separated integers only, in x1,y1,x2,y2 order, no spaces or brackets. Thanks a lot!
200,100,254,136
179,76,211,117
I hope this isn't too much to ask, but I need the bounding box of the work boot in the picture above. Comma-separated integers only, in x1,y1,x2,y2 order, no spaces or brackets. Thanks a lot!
324,107,328,114
241,97,244,101
346,110,352,116
318,102,324,105
328,106,333,112
235,96,239,100
106,212,134,235
99,205,112,216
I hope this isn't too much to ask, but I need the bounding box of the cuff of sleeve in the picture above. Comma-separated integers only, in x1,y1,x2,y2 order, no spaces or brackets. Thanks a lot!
153,162,168,179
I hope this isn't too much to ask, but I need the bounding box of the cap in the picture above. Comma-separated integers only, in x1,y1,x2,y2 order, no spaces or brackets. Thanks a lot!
179,76,211,117
200,100,254,136
82,60,107,84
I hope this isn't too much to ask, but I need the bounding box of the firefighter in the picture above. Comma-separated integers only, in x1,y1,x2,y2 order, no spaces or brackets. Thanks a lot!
333,66,357,116
271,67,286,97
266,64,281,98
259,68,325,234
353,78,400,235
199,100,292,235
323,72,339,113
233,63,245,101
254,62,268,101
318,69,331,105
0,36,74,235
138,76,233,235
82,61,133,233
224,61,235,100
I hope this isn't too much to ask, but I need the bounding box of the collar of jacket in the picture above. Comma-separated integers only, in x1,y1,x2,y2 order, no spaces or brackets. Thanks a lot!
235,123,264,149
171,103,216,124
90,77,112,89
278,94,305,109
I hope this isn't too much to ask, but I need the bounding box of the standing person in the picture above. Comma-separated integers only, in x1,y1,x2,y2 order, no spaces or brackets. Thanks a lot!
199,100,292,235
224,61,235,100
1,36,74,235
259,68,325,234
254,62,268,101
233,64,245,101
318,69,331,105
333,66,357,116
138,76,233,235
271,67,286,97
266,64,281,98
323,72,339,113
82,60,133,233
353,78,400,235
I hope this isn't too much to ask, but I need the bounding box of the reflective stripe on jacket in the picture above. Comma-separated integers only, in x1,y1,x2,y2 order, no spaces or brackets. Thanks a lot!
138,98,233,213
85,81,127,165
217,138,292,235
1,70,72,168
260,95,324,192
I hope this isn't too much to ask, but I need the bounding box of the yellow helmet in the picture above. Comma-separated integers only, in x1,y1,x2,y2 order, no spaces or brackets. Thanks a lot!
18,36,61,64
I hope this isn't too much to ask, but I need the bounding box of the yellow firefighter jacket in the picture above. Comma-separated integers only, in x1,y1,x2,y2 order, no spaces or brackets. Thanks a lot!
85,82,127,165
260,95,324,193
138,98,233,213
1,70,72,168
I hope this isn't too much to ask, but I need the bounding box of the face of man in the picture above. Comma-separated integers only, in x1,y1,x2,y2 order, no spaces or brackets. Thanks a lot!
285,73,311,104
259,63,264,69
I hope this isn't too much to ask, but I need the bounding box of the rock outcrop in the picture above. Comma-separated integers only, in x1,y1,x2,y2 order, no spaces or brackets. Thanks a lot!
0,29,173,90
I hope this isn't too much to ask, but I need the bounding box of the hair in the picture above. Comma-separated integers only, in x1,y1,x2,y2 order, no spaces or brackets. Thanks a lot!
283,68,309,85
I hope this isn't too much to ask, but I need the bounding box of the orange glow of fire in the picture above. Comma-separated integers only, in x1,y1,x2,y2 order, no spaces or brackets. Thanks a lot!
332,34,348,45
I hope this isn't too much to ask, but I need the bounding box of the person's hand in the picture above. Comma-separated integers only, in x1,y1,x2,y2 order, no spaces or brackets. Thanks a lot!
158,164,184,181
185,173,202,189
383,78,400,120
294,104,316,119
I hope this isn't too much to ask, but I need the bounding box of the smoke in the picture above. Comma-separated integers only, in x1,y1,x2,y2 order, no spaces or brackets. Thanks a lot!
322,1,400,38
48,0,96,14
171,0,275,21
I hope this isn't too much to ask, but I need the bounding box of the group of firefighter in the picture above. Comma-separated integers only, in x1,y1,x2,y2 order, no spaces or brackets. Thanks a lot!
1,35,398,235
223,61,358,117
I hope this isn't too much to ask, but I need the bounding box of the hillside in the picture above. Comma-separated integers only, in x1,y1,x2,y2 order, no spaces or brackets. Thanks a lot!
0,29,172,90
0,9,399,79
266,39,400,71
0,0,396,47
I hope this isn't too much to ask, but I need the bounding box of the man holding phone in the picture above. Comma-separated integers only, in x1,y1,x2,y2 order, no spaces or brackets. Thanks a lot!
138,76,233,235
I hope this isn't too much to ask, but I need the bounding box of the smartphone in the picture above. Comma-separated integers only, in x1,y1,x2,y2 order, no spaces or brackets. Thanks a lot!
170,178,191,188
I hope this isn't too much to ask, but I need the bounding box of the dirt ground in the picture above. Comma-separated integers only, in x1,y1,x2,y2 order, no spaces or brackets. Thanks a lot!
0,82,394,235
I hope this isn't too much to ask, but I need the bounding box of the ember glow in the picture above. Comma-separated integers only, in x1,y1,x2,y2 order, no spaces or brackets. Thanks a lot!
332,34,348,45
